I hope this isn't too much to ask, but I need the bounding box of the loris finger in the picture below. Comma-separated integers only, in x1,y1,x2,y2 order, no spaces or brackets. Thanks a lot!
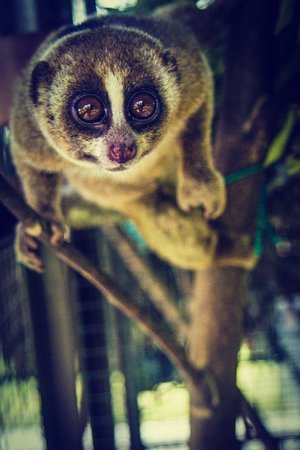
203,200,224,220
50,223,70,246
22,252,45,273
18,243,44,272
21,233,39,250
15,224,45,272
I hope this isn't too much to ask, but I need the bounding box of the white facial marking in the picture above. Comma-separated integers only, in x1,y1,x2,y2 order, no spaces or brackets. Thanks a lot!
105,73,124,126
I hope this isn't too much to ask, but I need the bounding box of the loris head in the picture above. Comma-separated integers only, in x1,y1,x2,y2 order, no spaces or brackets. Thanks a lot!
29,21,181,172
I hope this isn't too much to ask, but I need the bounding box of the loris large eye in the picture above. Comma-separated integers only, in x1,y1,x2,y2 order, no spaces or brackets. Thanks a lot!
72,95,106,124
127,91,159,121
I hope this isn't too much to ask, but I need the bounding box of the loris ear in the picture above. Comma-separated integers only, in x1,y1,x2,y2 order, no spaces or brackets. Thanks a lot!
29,61,52,106
161,49,178,75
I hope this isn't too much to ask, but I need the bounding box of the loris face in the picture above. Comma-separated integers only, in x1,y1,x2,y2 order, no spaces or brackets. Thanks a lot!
30,25,180,173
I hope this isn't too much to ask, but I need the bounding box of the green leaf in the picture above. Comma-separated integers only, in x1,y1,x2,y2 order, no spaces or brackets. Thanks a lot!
263,110,297,168
286,156,300,176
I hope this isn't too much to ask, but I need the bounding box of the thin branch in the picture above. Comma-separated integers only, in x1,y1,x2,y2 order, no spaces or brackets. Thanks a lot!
104,225,188,341
260,75,300,125
242,76,300,140
239,392,280,450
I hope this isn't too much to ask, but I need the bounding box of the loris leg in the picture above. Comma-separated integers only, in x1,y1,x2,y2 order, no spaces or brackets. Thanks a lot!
177,97,226,220
126,192,218,270
17,164,63,221
61,190,124,228
14,164,68,271
126,193,256,270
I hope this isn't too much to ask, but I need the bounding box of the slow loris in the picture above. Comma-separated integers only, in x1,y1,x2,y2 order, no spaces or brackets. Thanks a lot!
10,6,226,271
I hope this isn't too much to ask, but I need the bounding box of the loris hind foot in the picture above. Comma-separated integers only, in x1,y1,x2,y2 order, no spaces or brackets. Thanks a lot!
177,169,226,220
126,195,218,270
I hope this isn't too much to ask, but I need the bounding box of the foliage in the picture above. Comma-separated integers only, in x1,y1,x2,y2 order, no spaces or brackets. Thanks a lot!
0,376,41,428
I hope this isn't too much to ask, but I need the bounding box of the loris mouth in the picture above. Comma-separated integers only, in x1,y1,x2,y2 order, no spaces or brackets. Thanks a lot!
76,152,98,163
106,149,151,171
141,149,152,158
108,165,129,172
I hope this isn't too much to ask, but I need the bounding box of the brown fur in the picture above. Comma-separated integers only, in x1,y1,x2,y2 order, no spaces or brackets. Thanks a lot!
10,6,227,270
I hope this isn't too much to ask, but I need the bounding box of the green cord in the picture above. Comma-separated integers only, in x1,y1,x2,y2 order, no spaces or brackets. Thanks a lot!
225,163,284,257
224,163,264,185
254,184,268,257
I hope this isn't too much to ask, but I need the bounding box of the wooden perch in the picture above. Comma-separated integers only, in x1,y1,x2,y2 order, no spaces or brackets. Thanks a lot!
104,225,188,341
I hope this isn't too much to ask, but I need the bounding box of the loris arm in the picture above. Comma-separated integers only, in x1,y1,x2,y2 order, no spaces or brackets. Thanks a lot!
177,98,226,220
14,162,67,271
17,163,63,221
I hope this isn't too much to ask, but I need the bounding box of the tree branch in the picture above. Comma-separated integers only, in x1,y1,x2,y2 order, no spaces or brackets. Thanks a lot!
240,393,279,450
262,75,300,124
104,225,188,341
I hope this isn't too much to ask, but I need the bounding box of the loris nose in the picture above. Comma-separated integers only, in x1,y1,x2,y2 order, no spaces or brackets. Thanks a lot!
108,143,137,164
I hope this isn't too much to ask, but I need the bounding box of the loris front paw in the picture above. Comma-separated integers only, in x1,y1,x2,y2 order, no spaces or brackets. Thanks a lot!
15,221,69,272
177,170,226,219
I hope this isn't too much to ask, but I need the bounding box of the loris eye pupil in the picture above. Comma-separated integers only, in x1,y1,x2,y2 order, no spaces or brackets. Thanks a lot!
133,99,152,116
78,104,95,119
129,92,158,120
73,95,105,124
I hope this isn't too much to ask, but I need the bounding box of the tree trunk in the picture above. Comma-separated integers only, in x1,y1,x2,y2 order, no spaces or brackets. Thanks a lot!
189,268,245,450
187,0,280,448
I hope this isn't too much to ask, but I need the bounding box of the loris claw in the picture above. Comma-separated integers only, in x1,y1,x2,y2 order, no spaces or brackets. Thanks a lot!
49,222,70,246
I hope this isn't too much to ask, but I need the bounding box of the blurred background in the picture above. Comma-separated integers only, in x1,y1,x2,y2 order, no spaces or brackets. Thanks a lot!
0,0,299,449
